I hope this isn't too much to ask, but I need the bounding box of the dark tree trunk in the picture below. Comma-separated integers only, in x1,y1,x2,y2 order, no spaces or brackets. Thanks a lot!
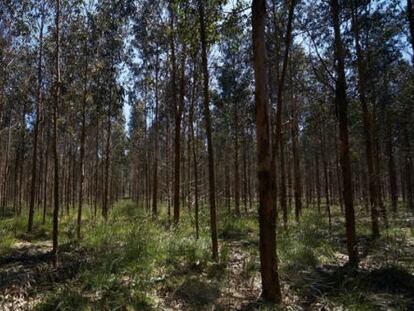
291,98,302,222
170,4,181,225
331,0,358,267
199,0,219,262
77,39,88,240
386,111,398,213
102,101,111,221
279,134,288,229
52,0,61,267
234,103,241,216
28,9,44,233
189,66,199,239
252,0,281,302
152,56,160,218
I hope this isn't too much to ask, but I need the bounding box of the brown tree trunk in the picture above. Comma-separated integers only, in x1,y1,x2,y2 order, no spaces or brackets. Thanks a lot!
152,56,160,218
320,119,332,229
331,0,358,267
189,66,199,239
291,98,302,222
315,151,321,212
77,39,88,240
52,0,61,267
199,0,219,262
42,124,50,224
170,4,181,225
279,134,288,229
225,153,231,213
386,110,398,213
242,133,248,213
234,103,241,216
28,9,44,233
403,126,414,209
252,0,281,302
102,100,111,221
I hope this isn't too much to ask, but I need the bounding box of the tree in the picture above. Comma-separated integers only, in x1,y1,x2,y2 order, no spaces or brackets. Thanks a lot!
199,0,218,262
330,0,358,267
28,2,45,233
252,0,282,302
52,0,61,267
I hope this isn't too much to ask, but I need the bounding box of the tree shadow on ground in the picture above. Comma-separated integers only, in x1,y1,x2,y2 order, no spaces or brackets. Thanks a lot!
173,277,221,310
295,264,414,310
0,242,88,292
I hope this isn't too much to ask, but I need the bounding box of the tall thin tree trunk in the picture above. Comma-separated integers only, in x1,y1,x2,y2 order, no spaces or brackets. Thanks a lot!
77,38,88,240
169,4,180,225
152,56,160,218
386,110,398,214
52,0,61,267
291,97,302,222
199,0,218,262
234,104,241,216
331,0,358,267
28,9,44,233
189,66,199,239
252,0,281,302
279,134,288,229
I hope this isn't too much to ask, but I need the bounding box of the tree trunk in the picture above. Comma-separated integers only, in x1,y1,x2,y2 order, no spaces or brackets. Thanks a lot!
331,0,358,267
199,0,218,262
234,103,241,216
291,97,302,222
28,9,44,233
252,0,281,302
279,134,288,229
102,100,111,221
77,38,88,240
52,0,61,267
152,55,160,218
170,4,181,225
386,110,398,213
189,66,199,239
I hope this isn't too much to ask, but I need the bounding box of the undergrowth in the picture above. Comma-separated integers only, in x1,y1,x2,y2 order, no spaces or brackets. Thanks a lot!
1,200,413,310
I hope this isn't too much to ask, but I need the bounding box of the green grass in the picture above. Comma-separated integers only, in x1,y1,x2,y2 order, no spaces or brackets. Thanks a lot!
1,200,413,310
31,200,223,310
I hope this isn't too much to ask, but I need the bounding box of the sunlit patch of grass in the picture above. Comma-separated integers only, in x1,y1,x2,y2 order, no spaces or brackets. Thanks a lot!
219,215,257,241
0,232,17,254
29,200,225,310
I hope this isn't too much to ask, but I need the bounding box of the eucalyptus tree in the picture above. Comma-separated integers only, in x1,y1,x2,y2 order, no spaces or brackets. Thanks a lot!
252,0,282,302
330,0,359,267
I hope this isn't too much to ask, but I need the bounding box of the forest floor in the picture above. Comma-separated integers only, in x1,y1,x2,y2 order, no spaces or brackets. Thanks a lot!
0,200,413,310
